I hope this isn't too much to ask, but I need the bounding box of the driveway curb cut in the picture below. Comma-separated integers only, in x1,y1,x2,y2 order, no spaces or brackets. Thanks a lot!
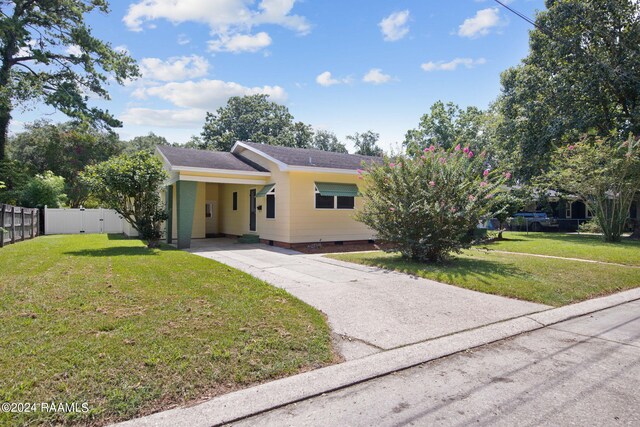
113,287,640,427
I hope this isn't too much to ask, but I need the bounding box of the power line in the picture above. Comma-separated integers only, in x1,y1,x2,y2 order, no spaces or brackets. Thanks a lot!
493,0,540,30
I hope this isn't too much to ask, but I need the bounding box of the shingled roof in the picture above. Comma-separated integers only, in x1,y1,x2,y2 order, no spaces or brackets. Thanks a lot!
157,145,268,173
235,141,383,170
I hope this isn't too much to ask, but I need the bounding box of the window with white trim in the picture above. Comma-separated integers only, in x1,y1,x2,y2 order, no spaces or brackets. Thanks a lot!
266,187,276,219
314,186,355,210
565,201,572,218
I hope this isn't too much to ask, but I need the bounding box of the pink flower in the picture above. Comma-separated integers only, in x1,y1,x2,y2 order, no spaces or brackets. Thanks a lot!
389,207,396,212
483,169,490,177
463,146,470,154
389,163,395,168
468,151,474,158
450,207,458,213
480,181,488,187
454,144,461,151
485,194,493,200
439,157,447,164
429,145,436,152
567,145,575,151
429,181,436,187
468,195,476,202
504,172,512,179
421,155,426,160
357,169,363,174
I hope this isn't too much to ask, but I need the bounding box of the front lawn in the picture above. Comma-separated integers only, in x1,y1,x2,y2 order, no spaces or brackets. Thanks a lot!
328,247,640,307
0,235,334,426
481,231,640,266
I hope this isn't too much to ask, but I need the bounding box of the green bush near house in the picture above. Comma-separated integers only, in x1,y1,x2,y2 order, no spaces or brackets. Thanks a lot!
0,234,334,426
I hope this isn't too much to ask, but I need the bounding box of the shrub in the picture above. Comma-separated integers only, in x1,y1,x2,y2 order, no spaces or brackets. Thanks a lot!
578,220,603,234
356,144,509,262
82,152,168,247
19,171,67,208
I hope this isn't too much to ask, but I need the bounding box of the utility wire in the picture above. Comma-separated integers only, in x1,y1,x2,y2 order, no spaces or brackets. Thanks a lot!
493,0,539,29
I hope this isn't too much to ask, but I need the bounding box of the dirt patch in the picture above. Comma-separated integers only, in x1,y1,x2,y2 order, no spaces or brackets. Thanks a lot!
296,242,396,254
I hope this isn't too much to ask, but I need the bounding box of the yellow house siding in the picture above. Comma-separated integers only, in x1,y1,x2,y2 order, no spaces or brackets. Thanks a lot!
219,184,249,236
288,172,375,243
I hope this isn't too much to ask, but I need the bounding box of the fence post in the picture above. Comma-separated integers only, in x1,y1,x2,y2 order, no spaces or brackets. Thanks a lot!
10,206,15,244
20,207,25,241
0,204,4,248
31,209,35,238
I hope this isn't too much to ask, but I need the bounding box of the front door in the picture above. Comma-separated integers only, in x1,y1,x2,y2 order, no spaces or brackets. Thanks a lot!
205,200,217,235
249,189,257,232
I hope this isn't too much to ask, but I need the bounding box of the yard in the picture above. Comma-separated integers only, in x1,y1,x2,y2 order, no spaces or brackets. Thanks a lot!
0,235,335,426
329,232,640,307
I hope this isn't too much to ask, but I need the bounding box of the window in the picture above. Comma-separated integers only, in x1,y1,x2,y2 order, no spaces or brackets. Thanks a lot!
565,201,572,218
337,196,355,209
232,192,238,211
315,193,335,209
314,185,356,210
205,203,213,218
266,188,276,219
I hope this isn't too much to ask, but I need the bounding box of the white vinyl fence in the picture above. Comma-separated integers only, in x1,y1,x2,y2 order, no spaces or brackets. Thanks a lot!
44,207,137,236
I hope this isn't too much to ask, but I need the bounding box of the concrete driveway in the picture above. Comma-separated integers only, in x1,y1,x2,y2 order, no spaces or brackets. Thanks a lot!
186,239,549,360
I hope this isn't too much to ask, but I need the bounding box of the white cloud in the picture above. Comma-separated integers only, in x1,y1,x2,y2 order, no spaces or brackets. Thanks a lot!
362,68,392,85
208,32,272,53
458,8,501,38
177,34,191,45
123,0,310,35
139,55,210,81
121,108,206,128
66,45,82,56
421,58,487,72
379,10,410,41
136,79,287,110
315,71,351,87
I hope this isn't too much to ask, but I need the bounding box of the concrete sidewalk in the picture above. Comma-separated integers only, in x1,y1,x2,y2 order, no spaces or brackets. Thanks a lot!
186,238,548,359
113,287,640,427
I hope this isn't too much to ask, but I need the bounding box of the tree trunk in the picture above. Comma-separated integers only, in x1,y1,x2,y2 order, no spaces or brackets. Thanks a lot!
630,220,640,240
0,107,10,162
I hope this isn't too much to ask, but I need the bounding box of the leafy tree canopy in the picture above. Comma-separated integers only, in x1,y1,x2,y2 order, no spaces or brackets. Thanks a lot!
123,132,170,154
497,0,640,179
348,130,384,157
312,129,348,153
201,94,296,151
0,0,139,160
404,101,490,155
8,120,123,207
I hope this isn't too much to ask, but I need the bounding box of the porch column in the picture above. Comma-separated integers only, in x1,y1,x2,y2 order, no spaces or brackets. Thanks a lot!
176,180,197,249
165,184,173,244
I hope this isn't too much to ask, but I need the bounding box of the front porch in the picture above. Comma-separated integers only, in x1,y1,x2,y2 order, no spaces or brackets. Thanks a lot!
164,178,269,249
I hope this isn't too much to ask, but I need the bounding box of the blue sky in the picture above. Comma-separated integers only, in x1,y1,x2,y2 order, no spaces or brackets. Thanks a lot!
12,0,546,152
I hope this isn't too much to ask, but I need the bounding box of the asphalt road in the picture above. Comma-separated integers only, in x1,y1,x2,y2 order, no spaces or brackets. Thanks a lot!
233,300,640,427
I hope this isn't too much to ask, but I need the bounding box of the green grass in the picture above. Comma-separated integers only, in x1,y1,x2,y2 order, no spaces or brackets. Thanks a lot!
328,248,640,307
481,231,640,266
0,235,334,426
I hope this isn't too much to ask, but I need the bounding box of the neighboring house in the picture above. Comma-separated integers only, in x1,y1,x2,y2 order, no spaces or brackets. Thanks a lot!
156,142,382,249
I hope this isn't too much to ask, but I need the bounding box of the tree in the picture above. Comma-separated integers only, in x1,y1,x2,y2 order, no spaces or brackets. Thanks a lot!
490,189,527,239
0,158,30,204
19,171,66,208
348,131,384,156
201,94,295,151
496,0,640,179
0,0,139,160
124,132,170,153
404,102,490,155
356,144,509,262
546,135,640,242
283,121,314,148
312,130,348,153
82,151,168,247
9,120,122,207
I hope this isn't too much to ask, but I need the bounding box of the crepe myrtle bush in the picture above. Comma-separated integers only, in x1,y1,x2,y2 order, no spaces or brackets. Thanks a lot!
356,144,510,262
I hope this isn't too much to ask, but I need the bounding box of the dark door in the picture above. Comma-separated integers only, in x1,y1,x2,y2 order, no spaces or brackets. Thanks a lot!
249,189,257,232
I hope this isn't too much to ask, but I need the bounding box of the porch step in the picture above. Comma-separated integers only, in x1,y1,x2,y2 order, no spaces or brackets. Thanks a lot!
238,234,260,244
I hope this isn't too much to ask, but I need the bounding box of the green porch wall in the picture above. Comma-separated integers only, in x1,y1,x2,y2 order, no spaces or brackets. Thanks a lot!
176,180,198,249
165,184,173,244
